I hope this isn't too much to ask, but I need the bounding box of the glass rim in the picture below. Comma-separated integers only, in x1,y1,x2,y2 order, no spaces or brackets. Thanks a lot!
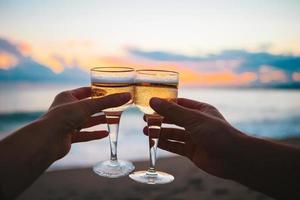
136,69,179,75
91,67,135,73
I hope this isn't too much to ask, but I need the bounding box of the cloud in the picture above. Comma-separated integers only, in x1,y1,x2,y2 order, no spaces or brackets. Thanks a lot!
228,50,300,73
128,48,300,74
128,48,250,62
292,72,300,82
51,54,80,68
129,48,203,61
0,37,88,83
0,55,88,83
127,48,300,87
0,38,23,58
0,38,33,68
259,65,288,83
1,37,299,87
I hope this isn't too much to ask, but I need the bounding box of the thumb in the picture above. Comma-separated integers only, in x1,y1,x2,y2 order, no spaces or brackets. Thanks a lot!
150,97,202,127
65,92,131,124
77,92,131,116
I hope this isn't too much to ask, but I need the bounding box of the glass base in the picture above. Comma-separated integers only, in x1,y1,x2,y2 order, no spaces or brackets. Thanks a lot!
93,160,135,178
129,170,174,184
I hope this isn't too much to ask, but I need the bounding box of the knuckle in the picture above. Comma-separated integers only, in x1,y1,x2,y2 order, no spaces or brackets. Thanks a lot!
209,104,217,111
66,103,87,126
200,102,213,109
199,103,219,114
205,103,217,111
55,91,70,100
48,105,65,117
204,103,212,108
77,100,92,116
58,91,70,98
45,105,68,125
45,103,84,132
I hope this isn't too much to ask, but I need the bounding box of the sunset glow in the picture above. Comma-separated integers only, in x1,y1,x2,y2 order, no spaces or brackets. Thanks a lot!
0,52,18,69
0,0,300,86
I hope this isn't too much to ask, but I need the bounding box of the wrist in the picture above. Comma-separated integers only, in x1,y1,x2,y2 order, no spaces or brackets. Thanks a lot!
33,117,61,163
222,128,250,180
225,132,273,183
39,113,73,161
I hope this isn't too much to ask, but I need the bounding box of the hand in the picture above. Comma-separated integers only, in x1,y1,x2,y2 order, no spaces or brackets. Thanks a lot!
41,87,131,161
146,98,246,179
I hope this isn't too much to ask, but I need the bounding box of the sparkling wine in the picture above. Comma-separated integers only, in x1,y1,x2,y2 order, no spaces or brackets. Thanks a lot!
134,82,178,115
91,82,134,112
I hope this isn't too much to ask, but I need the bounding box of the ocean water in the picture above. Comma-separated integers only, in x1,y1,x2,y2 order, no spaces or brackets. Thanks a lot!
1,83,300,169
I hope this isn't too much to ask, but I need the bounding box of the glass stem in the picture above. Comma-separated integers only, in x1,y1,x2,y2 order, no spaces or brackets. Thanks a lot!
105,112,122,163
146,115,162,176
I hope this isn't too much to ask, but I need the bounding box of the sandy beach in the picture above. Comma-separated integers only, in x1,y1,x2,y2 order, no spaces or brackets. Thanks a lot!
18,138,300,200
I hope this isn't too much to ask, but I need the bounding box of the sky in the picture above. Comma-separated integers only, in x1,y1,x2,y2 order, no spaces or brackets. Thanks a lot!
0,0,300,86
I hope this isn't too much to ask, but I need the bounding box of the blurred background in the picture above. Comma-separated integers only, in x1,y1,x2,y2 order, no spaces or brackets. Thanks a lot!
1,0,300,169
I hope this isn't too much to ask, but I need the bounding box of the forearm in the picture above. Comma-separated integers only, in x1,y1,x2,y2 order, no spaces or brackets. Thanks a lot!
230,134,300,199
0,118,57,199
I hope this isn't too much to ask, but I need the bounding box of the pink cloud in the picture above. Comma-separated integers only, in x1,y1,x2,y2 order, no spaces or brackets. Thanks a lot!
292,72,300,82
259,65,288,83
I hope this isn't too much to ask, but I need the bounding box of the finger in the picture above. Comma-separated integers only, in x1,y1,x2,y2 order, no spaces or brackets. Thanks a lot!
81,115,107,128
143,115,174,124
69,87,91,100
72,92,131,117
143,126,147,135
160,128,187,142
71,130,108,143
150,97,203,127
176,98,211,110
177,98,225,120
143,127,187,142
158,139,186,156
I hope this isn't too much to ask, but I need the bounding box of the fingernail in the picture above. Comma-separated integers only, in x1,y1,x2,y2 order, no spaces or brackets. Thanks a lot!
150,97,163,108
120,93,131,101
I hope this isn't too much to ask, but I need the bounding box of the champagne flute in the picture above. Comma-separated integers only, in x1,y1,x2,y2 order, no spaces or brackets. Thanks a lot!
91,67,135,178
130,69,179,184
